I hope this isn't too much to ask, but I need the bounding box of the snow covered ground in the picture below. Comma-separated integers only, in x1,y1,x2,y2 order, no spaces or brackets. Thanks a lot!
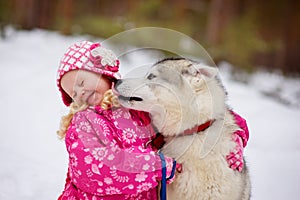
0,29,299,200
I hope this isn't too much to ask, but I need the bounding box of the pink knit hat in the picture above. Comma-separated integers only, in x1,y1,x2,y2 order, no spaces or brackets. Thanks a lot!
57,40,121,106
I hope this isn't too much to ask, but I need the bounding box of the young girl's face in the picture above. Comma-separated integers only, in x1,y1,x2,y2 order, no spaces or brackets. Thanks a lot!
61,70,112,106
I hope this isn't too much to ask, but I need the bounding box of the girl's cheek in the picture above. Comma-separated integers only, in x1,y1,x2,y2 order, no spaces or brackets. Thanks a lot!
87,82,97,91
88,93,103,106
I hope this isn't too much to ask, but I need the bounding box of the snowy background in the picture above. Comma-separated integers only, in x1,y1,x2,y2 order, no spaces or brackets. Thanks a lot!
0,29,300,200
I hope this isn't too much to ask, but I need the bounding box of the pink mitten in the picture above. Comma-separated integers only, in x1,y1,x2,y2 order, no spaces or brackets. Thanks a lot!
165,157,178,184
226,111,249,172
166,163,182,184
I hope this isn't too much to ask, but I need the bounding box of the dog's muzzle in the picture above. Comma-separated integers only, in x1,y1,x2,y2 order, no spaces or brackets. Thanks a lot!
114,79,143,102
118,95,143,102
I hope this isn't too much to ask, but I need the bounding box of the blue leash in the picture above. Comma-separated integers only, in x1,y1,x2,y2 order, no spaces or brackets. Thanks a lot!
159,152,176,200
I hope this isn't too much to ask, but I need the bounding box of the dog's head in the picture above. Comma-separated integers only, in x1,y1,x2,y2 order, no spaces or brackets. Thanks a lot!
114,58,226,136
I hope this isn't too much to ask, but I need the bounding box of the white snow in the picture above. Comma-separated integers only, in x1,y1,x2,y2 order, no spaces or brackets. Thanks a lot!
0,28,299,200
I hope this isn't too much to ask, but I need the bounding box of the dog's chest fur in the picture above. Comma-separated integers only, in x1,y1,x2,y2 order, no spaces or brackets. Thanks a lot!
161,110,243,200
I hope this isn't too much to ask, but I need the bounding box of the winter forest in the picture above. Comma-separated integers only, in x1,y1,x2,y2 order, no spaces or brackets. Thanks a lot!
1,0,300,74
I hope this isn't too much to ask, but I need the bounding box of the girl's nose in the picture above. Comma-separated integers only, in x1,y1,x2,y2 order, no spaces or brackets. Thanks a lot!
74,89,86,104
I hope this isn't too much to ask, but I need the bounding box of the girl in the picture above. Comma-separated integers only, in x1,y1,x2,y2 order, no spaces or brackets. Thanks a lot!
56,41,177,200
56,41,249,199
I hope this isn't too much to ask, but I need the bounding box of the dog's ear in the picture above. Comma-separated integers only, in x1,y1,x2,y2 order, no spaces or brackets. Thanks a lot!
195,64,218,78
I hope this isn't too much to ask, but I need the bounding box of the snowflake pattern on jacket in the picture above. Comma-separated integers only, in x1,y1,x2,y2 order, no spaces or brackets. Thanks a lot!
58,106,175,200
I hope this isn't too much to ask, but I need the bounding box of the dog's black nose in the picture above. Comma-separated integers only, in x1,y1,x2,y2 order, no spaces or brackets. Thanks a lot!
114,79,122,88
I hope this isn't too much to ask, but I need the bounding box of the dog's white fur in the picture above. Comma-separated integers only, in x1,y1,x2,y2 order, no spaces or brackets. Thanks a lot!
115,58,251,200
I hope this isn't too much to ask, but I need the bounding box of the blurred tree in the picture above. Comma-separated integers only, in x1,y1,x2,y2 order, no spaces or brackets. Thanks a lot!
205,0,300,74
250,0,300,74
58,0,74,35
11,0,57,30
282,0,300,73
206,0,241,45
0,0,299,73
0,0,13,37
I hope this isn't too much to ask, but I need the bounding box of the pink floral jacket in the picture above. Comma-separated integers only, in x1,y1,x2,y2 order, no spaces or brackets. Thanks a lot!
58,106,175,200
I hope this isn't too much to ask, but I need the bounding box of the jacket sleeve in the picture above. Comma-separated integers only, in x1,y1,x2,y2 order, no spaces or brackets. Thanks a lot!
231,111,249,147
65,110,174,197
226,111,250,172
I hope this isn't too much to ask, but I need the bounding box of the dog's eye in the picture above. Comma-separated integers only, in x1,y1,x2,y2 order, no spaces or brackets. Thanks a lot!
147,73,156,80
181,69,189,75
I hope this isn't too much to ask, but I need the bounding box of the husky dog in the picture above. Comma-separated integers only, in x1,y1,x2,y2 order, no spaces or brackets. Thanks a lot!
114,58,251,200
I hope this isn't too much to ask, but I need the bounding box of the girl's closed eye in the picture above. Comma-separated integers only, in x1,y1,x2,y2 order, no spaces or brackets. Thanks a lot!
73,92,77,99
79,80,84,86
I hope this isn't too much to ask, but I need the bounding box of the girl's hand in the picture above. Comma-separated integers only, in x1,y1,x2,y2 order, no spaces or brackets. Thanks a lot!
226,132,244,172
226,111,249,172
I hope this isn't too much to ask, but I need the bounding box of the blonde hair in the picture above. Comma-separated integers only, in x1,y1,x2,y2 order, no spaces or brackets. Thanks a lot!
57,89,119,139
100,89,120,110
